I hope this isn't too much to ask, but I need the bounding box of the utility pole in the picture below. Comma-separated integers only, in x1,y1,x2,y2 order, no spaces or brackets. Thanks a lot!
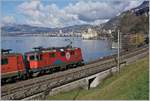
118,30,120,72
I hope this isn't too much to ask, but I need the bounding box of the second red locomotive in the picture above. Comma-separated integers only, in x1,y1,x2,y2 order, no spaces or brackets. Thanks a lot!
1,49,26,82
1,46,84,84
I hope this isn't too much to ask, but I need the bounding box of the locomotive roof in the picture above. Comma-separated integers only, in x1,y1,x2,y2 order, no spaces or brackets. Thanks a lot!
2,53,22,58
25,46,79,55
1,49,22,57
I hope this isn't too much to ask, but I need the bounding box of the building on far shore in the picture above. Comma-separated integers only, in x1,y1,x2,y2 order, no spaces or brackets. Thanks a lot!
82,28,97,39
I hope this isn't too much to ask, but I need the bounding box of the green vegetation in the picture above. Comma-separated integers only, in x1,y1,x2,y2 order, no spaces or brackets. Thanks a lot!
110,10,149,44
47,57,149,100
119,11,149,35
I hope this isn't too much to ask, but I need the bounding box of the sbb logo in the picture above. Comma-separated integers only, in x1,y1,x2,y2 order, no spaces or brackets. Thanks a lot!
66,52,70,60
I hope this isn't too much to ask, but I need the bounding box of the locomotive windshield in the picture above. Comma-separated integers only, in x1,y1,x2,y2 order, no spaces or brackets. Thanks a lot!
29,55,35,60
29,54,42,61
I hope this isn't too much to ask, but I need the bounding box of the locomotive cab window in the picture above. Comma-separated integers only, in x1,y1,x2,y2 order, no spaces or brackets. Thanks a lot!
29,54,42,61
49,53,55,58
36,55,42,61
61,52,65,56
1,58,8,65
29,55,35,60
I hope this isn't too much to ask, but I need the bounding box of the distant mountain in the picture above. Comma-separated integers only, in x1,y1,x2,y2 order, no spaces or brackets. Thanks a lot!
130,1,149,16
132,1,149,12
1,23,94,36
1,24,57,34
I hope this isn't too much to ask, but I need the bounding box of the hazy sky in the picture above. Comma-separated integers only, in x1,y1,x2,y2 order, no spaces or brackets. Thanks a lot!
1,0,146,28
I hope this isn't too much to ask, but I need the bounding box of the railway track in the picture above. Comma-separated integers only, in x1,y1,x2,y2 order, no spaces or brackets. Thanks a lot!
1,46,148,100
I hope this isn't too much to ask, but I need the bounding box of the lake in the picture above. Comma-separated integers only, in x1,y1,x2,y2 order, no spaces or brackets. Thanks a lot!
1,36,117,62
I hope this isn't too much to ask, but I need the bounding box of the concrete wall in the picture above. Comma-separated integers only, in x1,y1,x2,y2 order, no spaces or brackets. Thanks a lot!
87,69,112,88
49,79,88,95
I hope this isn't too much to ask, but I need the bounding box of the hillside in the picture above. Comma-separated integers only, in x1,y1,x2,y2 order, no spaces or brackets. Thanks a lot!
103,1,149,36
119,11,149,35
47,56,149,100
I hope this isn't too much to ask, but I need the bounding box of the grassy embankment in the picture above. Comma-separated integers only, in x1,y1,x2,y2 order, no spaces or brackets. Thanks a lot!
47,57,149,100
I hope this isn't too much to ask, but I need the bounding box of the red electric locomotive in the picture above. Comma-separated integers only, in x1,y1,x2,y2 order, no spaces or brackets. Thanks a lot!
1,45,84,84
25,46,84,75
1,49,26,83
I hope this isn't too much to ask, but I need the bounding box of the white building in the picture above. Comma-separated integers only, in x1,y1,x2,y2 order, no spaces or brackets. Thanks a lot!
82,28,97,39
59,30,62,34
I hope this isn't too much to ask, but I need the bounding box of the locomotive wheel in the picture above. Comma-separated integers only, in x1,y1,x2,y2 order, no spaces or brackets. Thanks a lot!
67,64,73,69
66,65,70,69
48,68,54,74
8,77,16,83
77,62,84,66
20,74,27,80
1,79,6,85
60,66,66,71
54,67,61,72
40,70,46,75
44,69,50,74
28,72,33,78
32,72,41,77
